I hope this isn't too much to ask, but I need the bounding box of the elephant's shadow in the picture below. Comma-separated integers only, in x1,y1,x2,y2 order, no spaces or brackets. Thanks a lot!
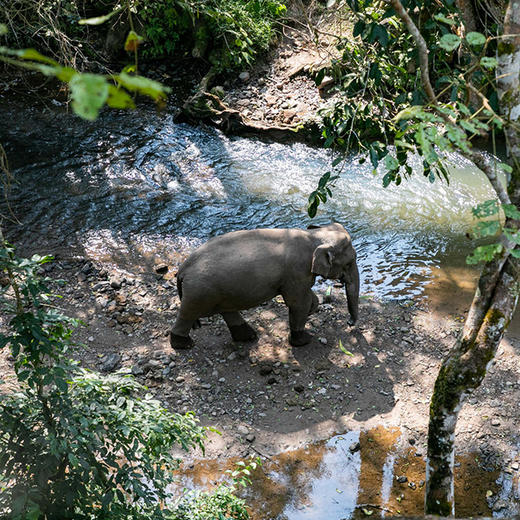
184,296,398,433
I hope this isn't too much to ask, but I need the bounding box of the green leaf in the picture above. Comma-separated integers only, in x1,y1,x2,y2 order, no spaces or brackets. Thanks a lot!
472,199,499,218
510,249,520,258
480,57,498,70
69,74,109,121
394,105,423,122
353,20,366,37
473,220,501,237
318,171,331,189
439,34,461,51
308,199,318,218
384,154,399,171
124,31,144,52
504,228,520,244
0,24,7,36
466,243,503,264
18,48,59,66
502,204,520,220
433,14,456,25
78,8,123,25
338,340,354,356
466,31,486,47
106,85,135,109
116,73,170,102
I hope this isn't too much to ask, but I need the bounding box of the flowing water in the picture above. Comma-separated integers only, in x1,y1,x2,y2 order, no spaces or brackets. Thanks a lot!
2,103,497,302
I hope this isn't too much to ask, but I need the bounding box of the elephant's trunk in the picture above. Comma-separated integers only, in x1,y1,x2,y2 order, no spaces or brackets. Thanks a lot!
344,262,359,325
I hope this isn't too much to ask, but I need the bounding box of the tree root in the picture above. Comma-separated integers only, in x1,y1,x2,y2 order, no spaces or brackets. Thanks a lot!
178,67,319,143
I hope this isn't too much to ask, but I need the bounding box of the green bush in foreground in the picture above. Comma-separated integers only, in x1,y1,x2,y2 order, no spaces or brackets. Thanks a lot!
0,242,250,519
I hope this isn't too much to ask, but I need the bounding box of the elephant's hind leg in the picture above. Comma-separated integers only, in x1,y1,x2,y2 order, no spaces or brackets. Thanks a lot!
221,312,257,342
170,311,197,350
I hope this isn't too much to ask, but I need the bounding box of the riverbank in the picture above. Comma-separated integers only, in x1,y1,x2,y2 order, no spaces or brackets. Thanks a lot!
1,253,519,515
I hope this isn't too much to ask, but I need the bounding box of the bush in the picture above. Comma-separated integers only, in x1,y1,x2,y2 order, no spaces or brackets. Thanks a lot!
1,0,286,71
0,242,250,519
137,0,287,69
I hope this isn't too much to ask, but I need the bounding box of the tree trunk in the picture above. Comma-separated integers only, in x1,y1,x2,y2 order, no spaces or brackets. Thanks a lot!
425,258,519,514
425,0,520,513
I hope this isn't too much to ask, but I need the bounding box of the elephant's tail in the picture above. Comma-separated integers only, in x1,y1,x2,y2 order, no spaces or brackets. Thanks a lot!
176,273,201,329
176,273,183,300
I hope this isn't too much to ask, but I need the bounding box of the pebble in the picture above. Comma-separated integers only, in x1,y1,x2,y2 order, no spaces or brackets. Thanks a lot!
176,376,185,383
218,377,226,383
349,442,361,453
155,264,168,275
318,337,327,344
259,365,273,376
491,418,501,426
239,71,250,82
245,433,256,443
294,384,305,393
493,500,507,512
110,278,123,289
131,364,144,376
397,475,408,483
512,462,519,470
201,383,211,390
237,424,249,435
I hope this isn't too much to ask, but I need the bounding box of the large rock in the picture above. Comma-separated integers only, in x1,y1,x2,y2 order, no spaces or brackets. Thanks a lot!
100,353,121,373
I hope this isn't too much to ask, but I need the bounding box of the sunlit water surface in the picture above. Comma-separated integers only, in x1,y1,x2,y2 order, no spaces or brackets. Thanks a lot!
2,105,496,301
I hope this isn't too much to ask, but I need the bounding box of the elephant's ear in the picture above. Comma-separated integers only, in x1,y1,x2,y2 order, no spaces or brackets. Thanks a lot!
311,244,333,277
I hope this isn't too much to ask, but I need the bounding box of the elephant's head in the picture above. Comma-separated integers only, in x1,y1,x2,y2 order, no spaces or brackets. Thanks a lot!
310,223,360,325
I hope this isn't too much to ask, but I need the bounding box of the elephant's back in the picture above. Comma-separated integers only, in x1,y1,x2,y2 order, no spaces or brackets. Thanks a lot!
177,227,312,284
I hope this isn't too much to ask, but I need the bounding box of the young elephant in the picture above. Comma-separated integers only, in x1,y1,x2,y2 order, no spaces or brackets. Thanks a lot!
170,223,359,349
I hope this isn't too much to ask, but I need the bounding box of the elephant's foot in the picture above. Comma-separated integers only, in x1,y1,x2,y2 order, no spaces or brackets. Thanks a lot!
229,323,258,342
170,332,194,350
289,330,313,347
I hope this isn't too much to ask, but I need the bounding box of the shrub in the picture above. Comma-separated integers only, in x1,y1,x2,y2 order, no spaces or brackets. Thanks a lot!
0,242,250,519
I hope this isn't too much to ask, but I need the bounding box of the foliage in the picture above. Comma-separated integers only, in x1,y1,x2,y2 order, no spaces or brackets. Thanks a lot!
1,0,286,71
0,46,170,120
310,0,503,205
169,459,260,520
0,243,249,519
308,0,519,266
133,0,286,69
467,197,520,264
0,0,88,67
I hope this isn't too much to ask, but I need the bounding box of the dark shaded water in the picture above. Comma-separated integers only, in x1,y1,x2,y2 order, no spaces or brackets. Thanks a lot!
2,103,496,302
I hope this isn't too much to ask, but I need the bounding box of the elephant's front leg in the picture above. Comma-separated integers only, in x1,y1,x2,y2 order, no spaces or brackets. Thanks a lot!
283,289,317,347
221,312,258,342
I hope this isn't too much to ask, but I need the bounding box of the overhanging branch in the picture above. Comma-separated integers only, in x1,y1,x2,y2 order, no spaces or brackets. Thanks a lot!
387,0,513,207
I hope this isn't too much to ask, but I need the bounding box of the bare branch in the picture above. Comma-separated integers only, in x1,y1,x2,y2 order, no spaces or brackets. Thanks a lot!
387,0,436,103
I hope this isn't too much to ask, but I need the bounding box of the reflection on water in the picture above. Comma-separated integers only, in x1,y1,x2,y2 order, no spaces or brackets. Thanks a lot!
2,105,497,301
171,427,499,519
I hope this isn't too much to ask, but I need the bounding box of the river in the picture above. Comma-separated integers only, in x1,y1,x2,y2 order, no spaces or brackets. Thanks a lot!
1,102,496,305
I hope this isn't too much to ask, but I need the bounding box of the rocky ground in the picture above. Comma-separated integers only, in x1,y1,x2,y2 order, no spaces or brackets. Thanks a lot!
2,255,520,517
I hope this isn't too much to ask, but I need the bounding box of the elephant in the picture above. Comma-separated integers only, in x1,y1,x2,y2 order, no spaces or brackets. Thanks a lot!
169,222,359,349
